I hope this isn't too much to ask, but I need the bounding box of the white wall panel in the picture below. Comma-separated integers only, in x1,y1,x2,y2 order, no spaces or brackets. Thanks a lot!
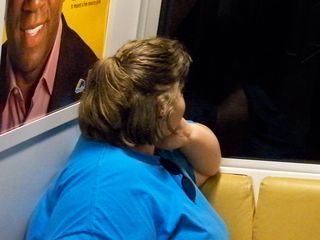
105,0,162,56
0,121,80,240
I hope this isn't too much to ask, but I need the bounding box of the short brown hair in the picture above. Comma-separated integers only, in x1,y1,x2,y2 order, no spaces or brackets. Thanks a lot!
79,37,192,147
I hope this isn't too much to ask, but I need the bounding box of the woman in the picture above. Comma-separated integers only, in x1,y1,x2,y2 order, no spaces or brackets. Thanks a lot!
26,37,229,239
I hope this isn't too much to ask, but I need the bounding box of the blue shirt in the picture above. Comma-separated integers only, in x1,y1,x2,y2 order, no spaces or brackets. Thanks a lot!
26,136,229,239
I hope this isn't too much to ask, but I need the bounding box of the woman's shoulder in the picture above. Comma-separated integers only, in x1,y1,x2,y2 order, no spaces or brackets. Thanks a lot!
60,137,156,186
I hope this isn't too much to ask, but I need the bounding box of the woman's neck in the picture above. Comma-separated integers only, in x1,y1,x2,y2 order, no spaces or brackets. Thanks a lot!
132,144,155,156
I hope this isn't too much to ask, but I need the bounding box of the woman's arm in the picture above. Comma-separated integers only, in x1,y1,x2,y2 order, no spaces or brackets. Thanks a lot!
179,119,221,186
155,118,222,186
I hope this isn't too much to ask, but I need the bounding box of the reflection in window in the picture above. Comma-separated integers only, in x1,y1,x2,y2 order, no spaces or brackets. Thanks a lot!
158,0,320,161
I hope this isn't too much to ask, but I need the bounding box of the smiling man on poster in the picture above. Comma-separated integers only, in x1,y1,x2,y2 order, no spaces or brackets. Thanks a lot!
0,0,98,133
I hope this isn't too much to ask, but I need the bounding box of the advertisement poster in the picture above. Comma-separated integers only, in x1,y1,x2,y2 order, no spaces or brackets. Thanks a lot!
0,0,110,134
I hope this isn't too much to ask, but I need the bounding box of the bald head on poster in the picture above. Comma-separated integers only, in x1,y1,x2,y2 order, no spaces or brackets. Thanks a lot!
0,0,99,134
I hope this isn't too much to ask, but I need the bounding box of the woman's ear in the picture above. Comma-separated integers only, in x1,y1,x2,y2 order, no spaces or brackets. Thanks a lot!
157,95,167,119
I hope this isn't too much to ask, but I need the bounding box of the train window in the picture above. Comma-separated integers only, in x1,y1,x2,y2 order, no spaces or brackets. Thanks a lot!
158,0,320,163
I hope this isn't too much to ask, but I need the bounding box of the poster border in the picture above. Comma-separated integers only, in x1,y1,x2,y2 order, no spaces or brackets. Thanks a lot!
0,103,79,152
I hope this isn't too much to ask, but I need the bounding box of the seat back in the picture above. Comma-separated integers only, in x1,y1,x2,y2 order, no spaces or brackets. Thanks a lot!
201,173,255,240
253,176,320,240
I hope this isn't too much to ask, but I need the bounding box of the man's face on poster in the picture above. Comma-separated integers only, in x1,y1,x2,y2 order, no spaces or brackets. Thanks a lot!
6,0,64,75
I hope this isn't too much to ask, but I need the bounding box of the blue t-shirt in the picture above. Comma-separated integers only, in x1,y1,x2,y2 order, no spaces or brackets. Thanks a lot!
26,136,229,240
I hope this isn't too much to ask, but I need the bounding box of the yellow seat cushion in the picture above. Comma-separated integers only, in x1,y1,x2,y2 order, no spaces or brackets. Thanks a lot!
201,173,255,240
253,177,320,240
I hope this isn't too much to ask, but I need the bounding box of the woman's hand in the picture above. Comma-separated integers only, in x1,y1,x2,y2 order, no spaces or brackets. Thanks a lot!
155,118,191,150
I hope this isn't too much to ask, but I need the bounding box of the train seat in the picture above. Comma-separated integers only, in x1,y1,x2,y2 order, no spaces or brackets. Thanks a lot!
253,176,320,240
201,173,255,240
201,173,320,240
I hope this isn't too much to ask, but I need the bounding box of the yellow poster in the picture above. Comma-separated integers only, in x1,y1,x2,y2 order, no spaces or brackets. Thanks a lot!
0,0,110,134
63,0,110,58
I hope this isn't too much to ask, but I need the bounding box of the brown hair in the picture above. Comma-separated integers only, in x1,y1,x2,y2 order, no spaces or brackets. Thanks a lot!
79,37,192,147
